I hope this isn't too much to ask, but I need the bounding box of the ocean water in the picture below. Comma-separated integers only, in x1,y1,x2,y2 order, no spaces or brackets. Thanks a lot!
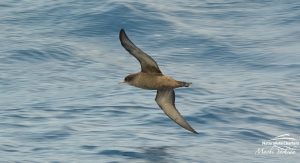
0,0,300,162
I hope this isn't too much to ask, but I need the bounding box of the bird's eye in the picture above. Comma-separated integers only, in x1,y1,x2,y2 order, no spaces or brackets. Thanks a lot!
125,76,132,82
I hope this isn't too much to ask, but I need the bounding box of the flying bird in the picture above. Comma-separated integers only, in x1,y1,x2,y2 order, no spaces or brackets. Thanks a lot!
119,29,198,134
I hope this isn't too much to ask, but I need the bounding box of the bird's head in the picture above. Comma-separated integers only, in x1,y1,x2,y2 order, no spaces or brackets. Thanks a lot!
120,74,137,85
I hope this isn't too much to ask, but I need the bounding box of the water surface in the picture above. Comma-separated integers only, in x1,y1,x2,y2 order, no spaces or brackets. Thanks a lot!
0,0,300,162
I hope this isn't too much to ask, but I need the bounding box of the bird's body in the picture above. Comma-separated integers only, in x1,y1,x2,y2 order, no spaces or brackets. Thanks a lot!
119,29,198,134
125,72,190,90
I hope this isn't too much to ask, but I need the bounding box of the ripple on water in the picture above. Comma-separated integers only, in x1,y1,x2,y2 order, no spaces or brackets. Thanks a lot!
98,146,171,162
6,46,75,63
232,128,273,142
0,0,299,162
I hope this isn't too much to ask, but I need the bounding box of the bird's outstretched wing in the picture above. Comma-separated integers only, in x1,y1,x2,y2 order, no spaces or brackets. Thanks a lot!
119,29,162,74
155,89,198,134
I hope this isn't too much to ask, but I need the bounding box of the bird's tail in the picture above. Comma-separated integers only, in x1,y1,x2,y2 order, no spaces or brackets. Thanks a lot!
178,81,192,87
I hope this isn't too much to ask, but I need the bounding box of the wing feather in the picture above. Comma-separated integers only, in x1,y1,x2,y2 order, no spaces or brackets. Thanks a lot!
155,89,198,134
119,29,162,74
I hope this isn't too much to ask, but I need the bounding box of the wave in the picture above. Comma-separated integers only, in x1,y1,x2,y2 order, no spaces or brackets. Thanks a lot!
5,46,75,63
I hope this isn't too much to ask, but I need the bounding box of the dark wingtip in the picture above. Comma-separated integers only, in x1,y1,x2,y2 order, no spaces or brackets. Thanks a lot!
187,126,198,134
119,29,125,41
192,130,199,134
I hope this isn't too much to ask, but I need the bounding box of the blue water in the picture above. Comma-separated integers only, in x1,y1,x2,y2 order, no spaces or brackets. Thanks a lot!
1,0,300,162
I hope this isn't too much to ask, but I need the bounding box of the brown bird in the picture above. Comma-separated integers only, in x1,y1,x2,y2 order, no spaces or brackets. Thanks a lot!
119,29,198,134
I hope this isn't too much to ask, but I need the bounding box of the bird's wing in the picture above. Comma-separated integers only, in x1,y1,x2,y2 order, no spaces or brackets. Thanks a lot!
119,29,162,74
155,89,198,134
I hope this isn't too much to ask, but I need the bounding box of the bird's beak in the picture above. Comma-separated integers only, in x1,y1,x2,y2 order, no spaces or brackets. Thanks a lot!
119,81,126,84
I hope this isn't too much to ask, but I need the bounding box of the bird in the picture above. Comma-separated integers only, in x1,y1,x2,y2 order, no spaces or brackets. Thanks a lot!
119,29,198,134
